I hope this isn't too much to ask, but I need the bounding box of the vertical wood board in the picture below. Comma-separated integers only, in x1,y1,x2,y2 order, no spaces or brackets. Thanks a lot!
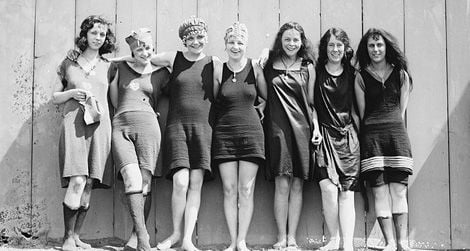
0,0,35,238
32,0,75,239
447,0,470,248
405,0,450,248
239,0,279,58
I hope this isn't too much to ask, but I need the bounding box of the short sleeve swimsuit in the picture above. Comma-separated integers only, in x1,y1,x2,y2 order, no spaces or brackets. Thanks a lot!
212,59,265,165
57,53,113,188
110,61,169,177
164,51,214,179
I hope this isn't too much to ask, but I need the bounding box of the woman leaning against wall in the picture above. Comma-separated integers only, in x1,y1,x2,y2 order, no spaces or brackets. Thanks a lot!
52,15,116,251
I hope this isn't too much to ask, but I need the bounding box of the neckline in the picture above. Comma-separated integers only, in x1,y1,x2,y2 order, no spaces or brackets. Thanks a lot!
181,51,206,62
226,58,249,74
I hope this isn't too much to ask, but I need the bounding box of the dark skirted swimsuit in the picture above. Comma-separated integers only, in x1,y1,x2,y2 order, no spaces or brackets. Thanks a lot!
109,61,169,177
56,50,113,188
314,66,360,191
212,59,265,165
263,61,314,180
164,51,214,179
356,66,413,175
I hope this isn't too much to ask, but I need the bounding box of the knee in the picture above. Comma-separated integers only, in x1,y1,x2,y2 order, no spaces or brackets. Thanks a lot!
188,177,203,192
223,183,237,198
276,180,290,196
142,171,153,195
238,182,254,200
69,176,87,193
320,180,338,197
173,176,189,194
338,191,354,206
290,179,303,193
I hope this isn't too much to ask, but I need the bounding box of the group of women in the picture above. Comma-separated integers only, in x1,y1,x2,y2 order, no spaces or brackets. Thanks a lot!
52,15,413,251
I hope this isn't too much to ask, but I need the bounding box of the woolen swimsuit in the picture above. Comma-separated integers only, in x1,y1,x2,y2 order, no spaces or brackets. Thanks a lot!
355,66,413,185
212,59,265,165
109,61,169,177
163,51,214,179
57,50,113,188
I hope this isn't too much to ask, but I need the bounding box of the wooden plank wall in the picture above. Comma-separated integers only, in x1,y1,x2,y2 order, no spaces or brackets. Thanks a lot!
1,0,470,249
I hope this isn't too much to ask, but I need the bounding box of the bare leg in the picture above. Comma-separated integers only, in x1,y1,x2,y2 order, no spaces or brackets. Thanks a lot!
181,169,204,251
73,178,94,249
63,175,86,251
157,168,189,250
372,184,396,250
318,179,340,250
220,161,238,251
338,190,355,251
237,160,258,251
390,183,409,251
273,176,289,249
287,177,303,247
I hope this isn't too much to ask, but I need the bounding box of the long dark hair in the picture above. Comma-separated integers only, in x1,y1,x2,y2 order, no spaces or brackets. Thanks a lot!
266,22,315,67
317,27,354,72
356,28,412,87
75,15,116,55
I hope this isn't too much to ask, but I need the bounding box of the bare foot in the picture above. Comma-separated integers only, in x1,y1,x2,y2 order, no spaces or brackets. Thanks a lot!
318,238,340,251
273,238,287,250
62,236,77,251
397,241,411,251
73,234,92,249
383,243,397,251
137,233,151,251
157,233,181,250
124,232,138,250
287,236,298,248
237,240,249,251
181,239,201,251
223,243,236,251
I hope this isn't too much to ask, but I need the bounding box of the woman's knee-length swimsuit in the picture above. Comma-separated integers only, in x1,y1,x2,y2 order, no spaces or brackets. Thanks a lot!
57,51,113,188
212,59,265,165
263,61,314,180
164,51,214,179
109,61,169,177
356,67,413,175
314,66,360,191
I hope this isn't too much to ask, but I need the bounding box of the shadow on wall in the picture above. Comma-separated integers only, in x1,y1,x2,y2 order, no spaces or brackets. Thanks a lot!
364,81,470,249
0,57,63,245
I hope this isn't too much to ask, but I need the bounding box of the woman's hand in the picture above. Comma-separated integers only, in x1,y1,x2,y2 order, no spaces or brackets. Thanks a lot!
257,48,270,69
71,89,90,102
311,129,322,146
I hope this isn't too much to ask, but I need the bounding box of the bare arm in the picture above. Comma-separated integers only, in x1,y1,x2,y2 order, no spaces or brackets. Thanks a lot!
52,78,87,105
354,73,366,120
400,70,411,120
109,69,119,108
307,64,322,145
150,51,177,72
252,60,267,100
212,57,223,99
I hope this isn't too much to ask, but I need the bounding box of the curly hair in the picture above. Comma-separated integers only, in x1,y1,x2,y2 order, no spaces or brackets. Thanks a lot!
317,27,354,71
75,15,116,55
266,22,315,67
356,28,412,86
